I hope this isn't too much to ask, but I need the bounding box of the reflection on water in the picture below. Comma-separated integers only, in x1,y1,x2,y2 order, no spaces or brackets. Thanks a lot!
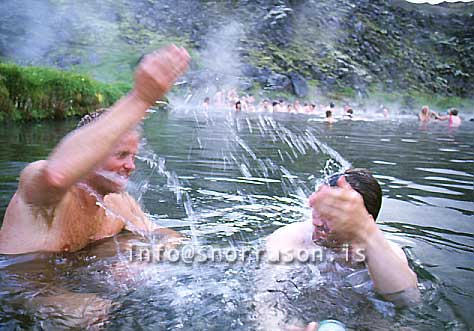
0,111,473,330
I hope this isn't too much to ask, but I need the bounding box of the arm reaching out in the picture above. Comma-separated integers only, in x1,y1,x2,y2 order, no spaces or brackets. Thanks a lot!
20,45,190,207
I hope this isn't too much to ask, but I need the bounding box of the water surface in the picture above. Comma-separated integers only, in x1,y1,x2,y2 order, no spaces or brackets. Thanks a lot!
0,110,472,330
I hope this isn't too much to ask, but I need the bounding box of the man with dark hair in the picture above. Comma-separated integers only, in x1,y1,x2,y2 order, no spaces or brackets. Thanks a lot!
435,108,462,127
0,45,190,254
325,110,336,124
266,168,420,307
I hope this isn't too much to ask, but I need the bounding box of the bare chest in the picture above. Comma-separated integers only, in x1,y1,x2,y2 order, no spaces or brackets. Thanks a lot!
46,192,125,252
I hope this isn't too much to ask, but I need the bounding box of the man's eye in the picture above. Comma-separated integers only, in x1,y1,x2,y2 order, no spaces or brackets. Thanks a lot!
116,152,128,159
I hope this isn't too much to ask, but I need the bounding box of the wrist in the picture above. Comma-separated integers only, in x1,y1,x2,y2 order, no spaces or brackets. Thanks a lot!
354,219,380,250
128,89,155,110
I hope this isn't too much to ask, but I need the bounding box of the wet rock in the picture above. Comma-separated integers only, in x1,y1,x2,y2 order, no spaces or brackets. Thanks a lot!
289,72,309,98
241,64,259,77
265,73,292,92
255,67,272,84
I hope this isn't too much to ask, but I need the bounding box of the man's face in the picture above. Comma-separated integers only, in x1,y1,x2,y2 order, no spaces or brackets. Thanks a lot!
90,131,140,194
311,208,331,246
311,178,344,248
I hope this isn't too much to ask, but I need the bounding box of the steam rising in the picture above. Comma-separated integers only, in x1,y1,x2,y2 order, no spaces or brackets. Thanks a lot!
199,21,244,89
0,0,55,64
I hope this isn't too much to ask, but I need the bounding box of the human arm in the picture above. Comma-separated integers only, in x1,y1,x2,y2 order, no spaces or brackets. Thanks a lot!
435,113,449,121
104,192,184,245
356,220,420,305
20,46,190,207
309,177,420,305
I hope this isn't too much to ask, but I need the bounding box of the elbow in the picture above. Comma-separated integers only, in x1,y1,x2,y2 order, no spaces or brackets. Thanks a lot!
43,166,69,192
376,270,421,308
381,286,421,308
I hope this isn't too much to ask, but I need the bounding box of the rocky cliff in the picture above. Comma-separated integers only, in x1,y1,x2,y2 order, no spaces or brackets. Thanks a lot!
1,0,473,105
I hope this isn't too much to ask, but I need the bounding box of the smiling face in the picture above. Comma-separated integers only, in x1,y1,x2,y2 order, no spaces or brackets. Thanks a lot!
87,131,140,195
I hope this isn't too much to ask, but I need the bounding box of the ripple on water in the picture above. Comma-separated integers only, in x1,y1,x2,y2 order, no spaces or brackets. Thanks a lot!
416,168,474,178
449,159,474,163
438,148,460,152
372,160,397,165
408,183,464,196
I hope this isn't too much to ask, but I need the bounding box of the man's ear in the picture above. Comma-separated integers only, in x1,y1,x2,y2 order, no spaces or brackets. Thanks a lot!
368,214,375,223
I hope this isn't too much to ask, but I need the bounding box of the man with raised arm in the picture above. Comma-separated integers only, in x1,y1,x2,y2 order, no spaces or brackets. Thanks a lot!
0,45,190,255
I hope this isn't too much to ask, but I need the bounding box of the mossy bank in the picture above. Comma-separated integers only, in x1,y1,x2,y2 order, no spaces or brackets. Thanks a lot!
0,63,130,121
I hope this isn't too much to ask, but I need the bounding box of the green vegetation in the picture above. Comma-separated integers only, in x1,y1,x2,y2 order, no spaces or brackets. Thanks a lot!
0,63,130,121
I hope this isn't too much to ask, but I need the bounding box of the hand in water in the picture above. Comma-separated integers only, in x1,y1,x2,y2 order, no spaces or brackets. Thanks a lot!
309,176,374,245
133,44,190,105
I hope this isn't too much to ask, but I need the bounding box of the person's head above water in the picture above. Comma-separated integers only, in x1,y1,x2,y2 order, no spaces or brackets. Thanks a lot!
77,109,141,195
311,168,382,247
325,110,332,118
326,168,382,221
449,108,459,116
235,101,242,111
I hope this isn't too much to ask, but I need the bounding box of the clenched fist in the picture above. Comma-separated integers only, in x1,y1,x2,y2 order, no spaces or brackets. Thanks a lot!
309,176,376,246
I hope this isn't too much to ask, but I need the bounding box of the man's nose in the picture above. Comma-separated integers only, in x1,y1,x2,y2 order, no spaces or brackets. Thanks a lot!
312,209,324,226
124,156,136,172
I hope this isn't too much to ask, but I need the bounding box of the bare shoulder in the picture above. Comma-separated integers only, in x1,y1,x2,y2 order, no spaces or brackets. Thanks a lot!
266,221,314,252
18,160,67,206
18,160,48,190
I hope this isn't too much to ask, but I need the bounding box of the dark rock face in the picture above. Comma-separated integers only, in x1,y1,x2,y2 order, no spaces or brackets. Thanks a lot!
1,0,473,98
289,72,308,98
266,72,292,92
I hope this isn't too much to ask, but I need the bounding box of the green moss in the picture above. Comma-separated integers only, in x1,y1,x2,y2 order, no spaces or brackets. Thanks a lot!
335,87,356,98
0,62,130,121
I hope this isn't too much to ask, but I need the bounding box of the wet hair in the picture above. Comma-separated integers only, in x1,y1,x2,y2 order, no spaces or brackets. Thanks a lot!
272,101,278,107
329,102,335,108
449,108,458,116
204,97,210,103
326,110,332,118
77,108,108,128
346,108,353,115
326,168,382,220
77,108,143,134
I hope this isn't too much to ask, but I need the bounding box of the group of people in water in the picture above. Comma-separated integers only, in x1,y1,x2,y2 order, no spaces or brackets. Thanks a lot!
0,45,463,330
202,89,359,123
202,89,463,127
418,105,462,127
